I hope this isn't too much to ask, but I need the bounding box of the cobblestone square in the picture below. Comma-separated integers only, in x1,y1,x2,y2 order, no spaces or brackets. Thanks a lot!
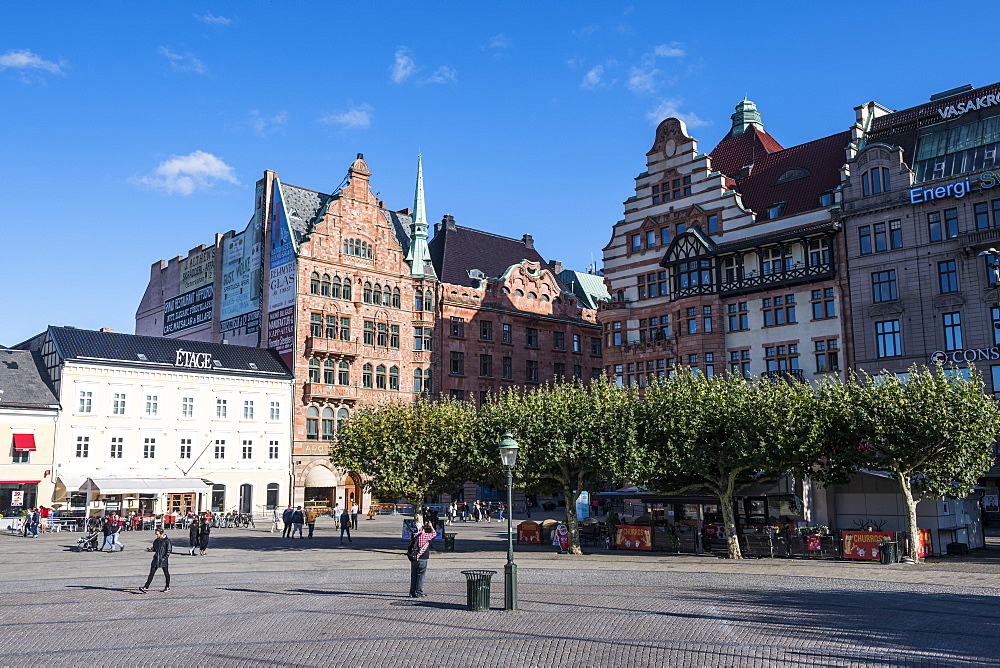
1,516,998,667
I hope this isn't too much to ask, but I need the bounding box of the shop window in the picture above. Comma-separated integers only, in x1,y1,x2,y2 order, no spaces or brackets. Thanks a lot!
211,485,226,513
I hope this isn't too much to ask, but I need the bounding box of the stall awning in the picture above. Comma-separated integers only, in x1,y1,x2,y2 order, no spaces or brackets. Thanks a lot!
57,476,87,490
80,477,212,495
305,466,338,487
12,434,36,451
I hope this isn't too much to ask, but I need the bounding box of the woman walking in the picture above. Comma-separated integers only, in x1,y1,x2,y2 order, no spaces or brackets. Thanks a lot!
188,516,201,556
198,516,211,555
138,528,171,593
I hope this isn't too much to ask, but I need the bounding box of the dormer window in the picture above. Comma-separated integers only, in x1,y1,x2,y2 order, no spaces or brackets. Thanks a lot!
819,192,835,207
136,353,148,361
774,167,810,184
862,167,891,197
766,202,786,220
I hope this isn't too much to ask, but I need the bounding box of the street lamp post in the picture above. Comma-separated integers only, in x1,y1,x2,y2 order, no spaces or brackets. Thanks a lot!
499,432,519,611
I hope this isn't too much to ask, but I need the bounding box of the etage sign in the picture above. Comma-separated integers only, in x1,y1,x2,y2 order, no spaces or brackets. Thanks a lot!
174,349,213,369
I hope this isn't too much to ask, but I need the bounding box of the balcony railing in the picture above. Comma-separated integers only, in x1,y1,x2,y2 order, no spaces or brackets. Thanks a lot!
598,298,632,312
304,336,360,357
720,263,834,296
760,369,806,382
302,383,359,400
963,227,1000,247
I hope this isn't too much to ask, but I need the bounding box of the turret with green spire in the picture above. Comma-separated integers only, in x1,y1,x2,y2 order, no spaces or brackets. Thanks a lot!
406,154,435,278
730,98,764,137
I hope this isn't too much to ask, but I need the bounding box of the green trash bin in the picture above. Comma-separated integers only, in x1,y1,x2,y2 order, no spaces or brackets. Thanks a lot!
443,533,456,552
460,570,496,611
878,541,898,565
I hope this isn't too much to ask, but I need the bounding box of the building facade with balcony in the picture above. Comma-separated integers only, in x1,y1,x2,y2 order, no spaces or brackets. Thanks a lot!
16,327,293,517
599,101,851,386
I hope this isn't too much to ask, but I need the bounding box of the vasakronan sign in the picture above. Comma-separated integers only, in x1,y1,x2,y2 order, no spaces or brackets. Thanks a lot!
935,92,1000,120
930,348,1000,364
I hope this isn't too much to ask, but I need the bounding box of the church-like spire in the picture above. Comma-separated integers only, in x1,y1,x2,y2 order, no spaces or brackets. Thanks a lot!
730,98,764,137
406,154,435,278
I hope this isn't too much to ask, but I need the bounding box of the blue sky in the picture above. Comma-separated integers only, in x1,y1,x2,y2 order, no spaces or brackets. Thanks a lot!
0,1,990,345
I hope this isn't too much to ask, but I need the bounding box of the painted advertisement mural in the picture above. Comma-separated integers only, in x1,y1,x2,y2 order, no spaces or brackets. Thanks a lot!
163,247,215,335
267,178,296,369
220,180,265,337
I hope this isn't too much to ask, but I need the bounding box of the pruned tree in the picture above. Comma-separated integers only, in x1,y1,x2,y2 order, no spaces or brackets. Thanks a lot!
638,370,837,559
480,380,641,555
332,398,484,525
823,366,1000,562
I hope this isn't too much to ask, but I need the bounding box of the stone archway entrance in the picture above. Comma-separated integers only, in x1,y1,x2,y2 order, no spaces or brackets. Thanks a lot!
303,464,337,511
344,472,363,512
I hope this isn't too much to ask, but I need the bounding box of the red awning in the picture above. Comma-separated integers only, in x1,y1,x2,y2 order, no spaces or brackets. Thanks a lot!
0,480,40,484
12,434,36,452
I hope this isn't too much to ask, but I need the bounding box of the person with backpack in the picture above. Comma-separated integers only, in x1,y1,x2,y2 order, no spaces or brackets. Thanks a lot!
339,507,352,544
406,521,436,598
138,528,171,593
281,506,294,538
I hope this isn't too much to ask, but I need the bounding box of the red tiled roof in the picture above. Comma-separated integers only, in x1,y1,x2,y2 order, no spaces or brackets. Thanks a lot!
708,126,784,178
732,131,850,219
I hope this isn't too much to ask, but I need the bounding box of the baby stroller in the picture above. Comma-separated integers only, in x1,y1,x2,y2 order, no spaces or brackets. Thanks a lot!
77,529,100,552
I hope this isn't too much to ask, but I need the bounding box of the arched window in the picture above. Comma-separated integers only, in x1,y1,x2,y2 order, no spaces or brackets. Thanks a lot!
321,274,331,296
338,360,350,385
383,285,392,305
308,358,320,382
362,363,373,388
363,282,372,303
372,283,382,306
310,272,320,295
515,289,524,297
502,287,511,295
331,276,341,299
414,368,423,392
392,287,401,309
343,278,352,301
528,292,537,299
323,359,335,384
343,240,349,254
321,407,335,440
424,368,433,393
423,290,432,311
414,289,423,311
541,294,550,302
375,364,387,389
266,483,280,510
337,408,349,433
389,366,399,391
306,407,319,440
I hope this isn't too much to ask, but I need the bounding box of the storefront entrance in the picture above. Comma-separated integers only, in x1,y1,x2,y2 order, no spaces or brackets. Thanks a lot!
1,482,38,516
168,493,196,515
239,484,253,514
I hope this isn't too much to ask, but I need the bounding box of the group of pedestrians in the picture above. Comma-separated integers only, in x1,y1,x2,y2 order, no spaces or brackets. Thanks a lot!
444,501,506,525
187,515,212,556
273,502,359,543
18,507,47,536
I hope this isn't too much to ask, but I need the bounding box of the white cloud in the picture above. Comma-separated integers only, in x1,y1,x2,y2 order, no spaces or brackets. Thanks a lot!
647,99,710,128
627,67,659,94
580,65,605,90
653,43,685,58
159,46,207,75
0,49,64,75
423,65,457,85
484,34,510,51
134,150,239,195
573,25,599,39
248,110,288,137
319,103,373,130
390,47,416,84
194,12,231,26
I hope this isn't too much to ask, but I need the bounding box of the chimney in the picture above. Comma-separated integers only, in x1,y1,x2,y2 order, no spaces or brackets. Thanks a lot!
550,260,563,274
397,207,413,216
522,234,534,250
100,328,114,333
442,214,457,231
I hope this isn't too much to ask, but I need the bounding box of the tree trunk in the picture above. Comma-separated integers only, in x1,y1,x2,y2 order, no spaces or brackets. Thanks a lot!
896,472,921,563
716,471,742,559
562,484,582,555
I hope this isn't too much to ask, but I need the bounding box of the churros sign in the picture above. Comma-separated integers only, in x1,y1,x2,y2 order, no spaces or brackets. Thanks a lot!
841,531,894,560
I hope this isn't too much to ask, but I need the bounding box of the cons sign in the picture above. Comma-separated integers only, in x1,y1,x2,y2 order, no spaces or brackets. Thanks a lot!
930,348,1000,364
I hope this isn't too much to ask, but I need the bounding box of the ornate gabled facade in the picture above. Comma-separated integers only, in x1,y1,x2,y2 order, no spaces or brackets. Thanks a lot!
600,101,851,387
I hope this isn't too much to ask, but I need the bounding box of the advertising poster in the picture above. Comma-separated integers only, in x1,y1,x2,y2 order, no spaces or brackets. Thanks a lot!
841,530,894,560
11,491,24,506
517,521,540,544
616,524,652,551
179,247,215,293
220,181,265,337
575,490,590,521
805,535,823,551
267,179,296,368
918,529,933,558
163,285,214,335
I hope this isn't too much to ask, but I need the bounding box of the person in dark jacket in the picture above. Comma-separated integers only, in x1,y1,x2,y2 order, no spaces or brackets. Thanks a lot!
198,517,212,555
291,507,305,538
282,506,294,538
100,515,114,551
339,507,352,544
407,521,436,598
188,518,201,556
138,529,171,593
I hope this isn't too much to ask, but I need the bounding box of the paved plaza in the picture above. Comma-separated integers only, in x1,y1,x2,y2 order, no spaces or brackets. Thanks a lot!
1,515,999,667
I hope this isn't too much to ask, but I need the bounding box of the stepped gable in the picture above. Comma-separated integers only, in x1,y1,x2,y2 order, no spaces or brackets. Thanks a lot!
733,131,850,219
709,125,784,179
428,220,557,289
